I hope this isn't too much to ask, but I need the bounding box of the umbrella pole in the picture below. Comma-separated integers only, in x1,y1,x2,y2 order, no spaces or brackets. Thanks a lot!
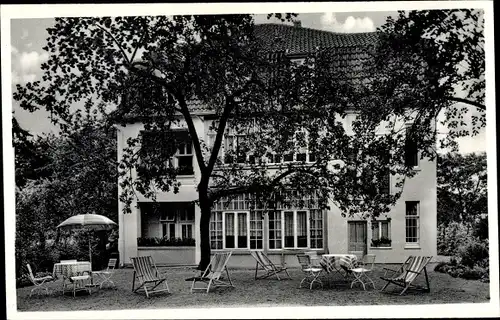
89,236,92,267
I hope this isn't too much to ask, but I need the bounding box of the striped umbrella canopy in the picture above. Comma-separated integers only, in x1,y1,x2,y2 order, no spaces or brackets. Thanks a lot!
57,213,117,265
57,213,117,231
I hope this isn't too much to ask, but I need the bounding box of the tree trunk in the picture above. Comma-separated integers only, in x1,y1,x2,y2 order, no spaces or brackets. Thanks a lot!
198,188,213,271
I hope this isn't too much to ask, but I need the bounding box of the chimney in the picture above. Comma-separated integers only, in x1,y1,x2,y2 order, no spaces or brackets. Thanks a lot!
293,20,302,28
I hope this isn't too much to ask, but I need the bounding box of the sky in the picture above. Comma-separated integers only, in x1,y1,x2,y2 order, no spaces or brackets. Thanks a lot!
9,10,487,154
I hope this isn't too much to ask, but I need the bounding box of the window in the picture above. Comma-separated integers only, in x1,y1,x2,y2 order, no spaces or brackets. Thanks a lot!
405,201,420,245
211,192,323,250
140,130,193,175
268,129,315,164
371,220,391,247
249,211,263,249
283,210,308,249
223,123,250,164
141,202,195,243
211,210,263,250
177,140,194,175
309,210,323,249
268,211,282,249
379,170,391,194
405,130,419,167
210,212,223,249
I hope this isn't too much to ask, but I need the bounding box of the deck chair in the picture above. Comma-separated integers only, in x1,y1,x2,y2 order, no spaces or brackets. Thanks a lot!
93,258,117,289
191,252,234,293
130,256,170,298
26,264,55,297
250,251,291,280
380,256,432,295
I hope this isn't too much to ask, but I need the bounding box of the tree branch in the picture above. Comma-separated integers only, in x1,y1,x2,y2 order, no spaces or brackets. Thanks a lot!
95,24,131,66
448,96,485,111
176,95,207,173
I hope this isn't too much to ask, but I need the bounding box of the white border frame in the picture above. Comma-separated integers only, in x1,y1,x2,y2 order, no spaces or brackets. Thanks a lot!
2,1,498,319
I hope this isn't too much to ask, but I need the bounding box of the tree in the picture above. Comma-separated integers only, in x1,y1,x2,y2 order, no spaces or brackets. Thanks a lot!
374,9,485,152
13,117,52,188
14,119,118,275
437,152,487,228
14,12,484,270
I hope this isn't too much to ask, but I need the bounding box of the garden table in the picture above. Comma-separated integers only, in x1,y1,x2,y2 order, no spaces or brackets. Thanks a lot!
52,261,96,295
321,254,358,279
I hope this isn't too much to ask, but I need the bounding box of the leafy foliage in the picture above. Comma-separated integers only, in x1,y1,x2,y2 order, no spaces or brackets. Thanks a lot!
437,152,487,227
14,119,118,277
375,9,485,152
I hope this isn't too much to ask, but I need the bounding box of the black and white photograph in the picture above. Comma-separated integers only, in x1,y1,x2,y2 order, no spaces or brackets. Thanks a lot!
2,1,498,319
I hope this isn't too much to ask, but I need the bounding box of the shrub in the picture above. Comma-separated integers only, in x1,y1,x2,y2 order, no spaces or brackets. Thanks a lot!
461,266,487,280
434,261,447,272
437,222,470,256
458,238,489,268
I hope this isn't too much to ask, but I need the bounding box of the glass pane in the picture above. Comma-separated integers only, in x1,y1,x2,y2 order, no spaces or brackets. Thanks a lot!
284,211,294,247
225,213,234,248
381,222,389,238
169,224,175,239
372,223,379,241
238,212,247,248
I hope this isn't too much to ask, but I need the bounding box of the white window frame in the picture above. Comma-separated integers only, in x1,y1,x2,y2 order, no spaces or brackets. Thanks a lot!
405,201,420,247
223,211,249,249
370,220,391,248
281,210,310,250
159,206,194,240
175,138,194,175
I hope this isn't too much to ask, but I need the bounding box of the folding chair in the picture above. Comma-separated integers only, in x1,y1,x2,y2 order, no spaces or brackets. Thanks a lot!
380,256,433,295
250,251,291,280
93,258,117,289
26,264,55,297
297,254,323,289
350,254,376,290
131,256,170,298
305,251,321,267
191,252,234,293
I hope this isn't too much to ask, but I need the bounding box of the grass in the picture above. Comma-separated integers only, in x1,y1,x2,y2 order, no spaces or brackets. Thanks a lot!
16,263,490,311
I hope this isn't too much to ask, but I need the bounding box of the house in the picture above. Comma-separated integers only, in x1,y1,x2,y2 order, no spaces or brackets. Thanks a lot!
115,23,437,267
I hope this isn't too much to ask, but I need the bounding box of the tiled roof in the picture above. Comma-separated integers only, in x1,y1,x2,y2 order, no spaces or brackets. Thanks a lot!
254,23,378,56
115,24,378,121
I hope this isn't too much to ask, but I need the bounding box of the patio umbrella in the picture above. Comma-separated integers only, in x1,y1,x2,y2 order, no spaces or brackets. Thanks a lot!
57,213,117,266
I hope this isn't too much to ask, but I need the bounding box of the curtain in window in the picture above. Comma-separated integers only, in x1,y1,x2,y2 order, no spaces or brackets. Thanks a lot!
238,212,247,248
284,211,294,247
225,212,235,248
297,211,307,247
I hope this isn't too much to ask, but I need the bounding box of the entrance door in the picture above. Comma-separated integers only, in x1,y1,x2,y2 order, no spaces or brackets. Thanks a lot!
348,221,367,254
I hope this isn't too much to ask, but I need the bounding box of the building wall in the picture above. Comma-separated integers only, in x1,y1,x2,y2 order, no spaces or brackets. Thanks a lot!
117,113,437,266
327,155,437,263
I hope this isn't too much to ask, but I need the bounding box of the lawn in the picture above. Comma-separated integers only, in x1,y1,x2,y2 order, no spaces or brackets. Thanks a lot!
16,263,490,311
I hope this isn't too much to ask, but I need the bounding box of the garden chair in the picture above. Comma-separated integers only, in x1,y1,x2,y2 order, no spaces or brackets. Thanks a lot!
250,250,291,280
26,264,55,297
305,251,321,267
380,255,433,295
93,258,117,289
297,254,323,289
191,251,234,293
131,256,170,298
350,254,377,290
